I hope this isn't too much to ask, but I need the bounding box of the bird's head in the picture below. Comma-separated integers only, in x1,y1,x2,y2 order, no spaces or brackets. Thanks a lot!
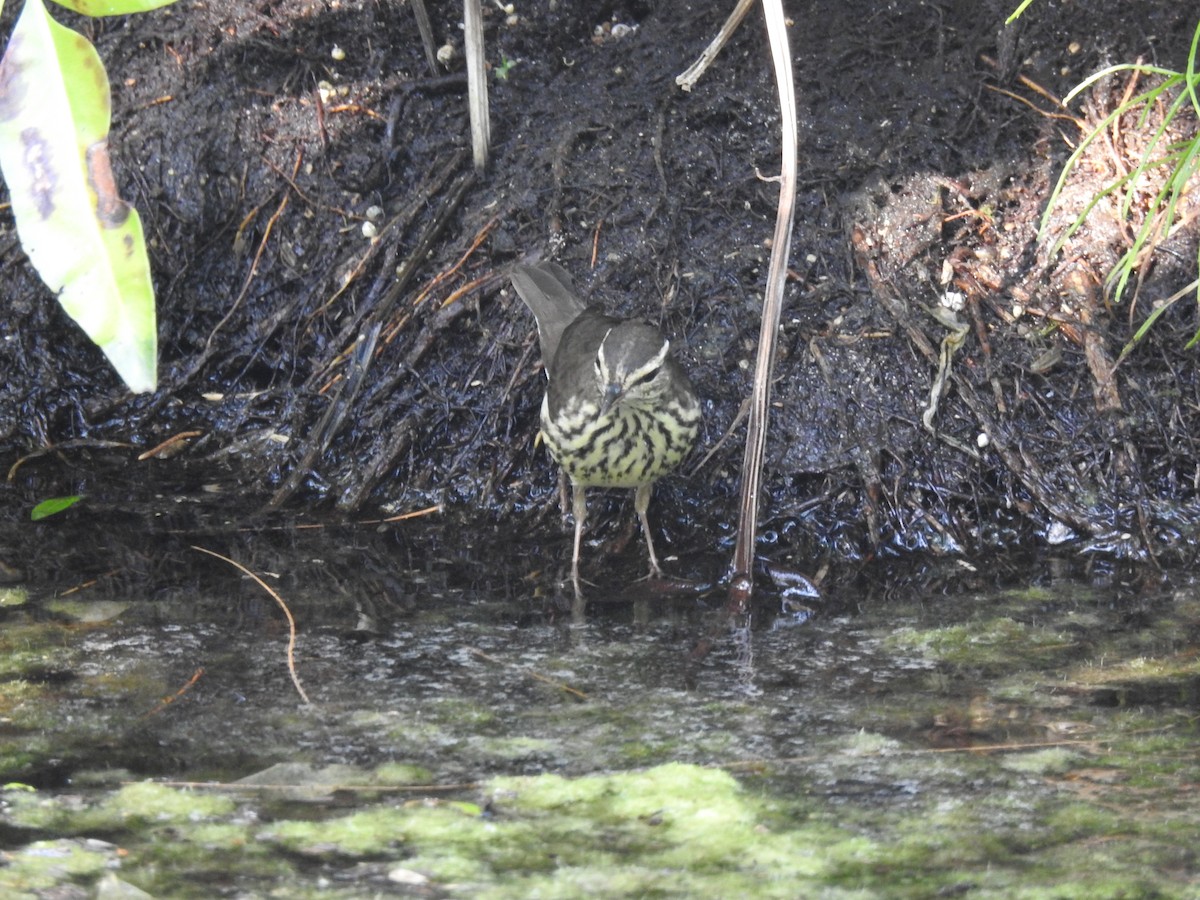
594,321,672,415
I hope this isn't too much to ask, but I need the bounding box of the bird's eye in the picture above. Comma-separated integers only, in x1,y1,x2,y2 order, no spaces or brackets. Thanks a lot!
627,366,659,390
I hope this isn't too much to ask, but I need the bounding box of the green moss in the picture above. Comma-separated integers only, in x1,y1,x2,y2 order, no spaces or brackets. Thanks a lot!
0,679,52,720
997,585,1056,603
1070,653,1200,685
266,805,412,857
472,734,561,761
488,764,837,878
5,782,238,834
998,747,1079,775
373,761,435,784
258,763,858,893
100,782,238,824
885,618,1074,668
425,696,500,728
614,738,678,764
490,770,613,811
0,839,113,895
400,849,492,883
0,586,29,607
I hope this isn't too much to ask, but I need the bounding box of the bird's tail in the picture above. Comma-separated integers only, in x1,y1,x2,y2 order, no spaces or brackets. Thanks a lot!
510,262,588,362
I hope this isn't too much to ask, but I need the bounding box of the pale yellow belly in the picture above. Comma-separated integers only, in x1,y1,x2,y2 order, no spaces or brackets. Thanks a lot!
541,396,700,489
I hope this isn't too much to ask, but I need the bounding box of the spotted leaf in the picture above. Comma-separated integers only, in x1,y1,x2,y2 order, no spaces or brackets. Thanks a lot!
0,0,157,391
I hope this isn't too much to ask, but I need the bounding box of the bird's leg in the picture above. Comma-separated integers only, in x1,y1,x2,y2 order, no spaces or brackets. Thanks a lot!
571,484,587,598
557,470,571,527
634,482,664,579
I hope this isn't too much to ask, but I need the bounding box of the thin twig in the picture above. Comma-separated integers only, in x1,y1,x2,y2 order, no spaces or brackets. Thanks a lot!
408,0,440,74
137,431,203,461
140,668,206,720
729,0,798,609
161,505,442,536
268,325,382,509
689,398,748,477
191,546,311,705
676,0,756,92
139,779,479,793
7,439,134,480
205,152,302,352
467,647,589,700
380,504,443,523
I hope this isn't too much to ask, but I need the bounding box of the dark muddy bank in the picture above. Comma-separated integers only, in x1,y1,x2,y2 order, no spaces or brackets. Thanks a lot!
1,1,1199,585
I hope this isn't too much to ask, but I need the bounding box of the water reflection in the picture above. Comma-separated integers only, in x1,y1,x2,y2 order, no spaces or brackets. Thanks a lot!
3,521,1197,894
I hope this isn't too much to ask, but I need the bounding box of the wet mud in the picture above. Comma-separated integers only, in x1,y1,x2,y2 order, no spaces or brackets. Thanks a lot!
0,1,1198,579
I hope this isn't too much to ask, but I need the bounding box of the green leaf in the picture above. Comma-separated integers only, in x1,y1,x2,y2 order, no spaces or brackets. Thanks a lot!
1005,0,1036,25
31,495,83,520
51,0,177,17
0,0,157,391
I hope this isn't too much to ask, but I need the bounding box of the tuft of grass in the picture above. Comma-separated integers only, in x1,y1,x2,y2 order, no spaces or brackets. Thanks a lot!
1041,19,1200,358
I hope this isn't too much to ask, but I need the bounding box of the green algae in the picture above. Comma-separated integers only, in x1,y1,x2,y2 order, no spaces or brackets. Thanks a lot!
996,746,1080,775
0,586,29,607
1,839,115,896
3,703,1198,898
41,598,131,623
2,560,1199,897
0,622,71,679
6,781,237,834
265,762,851,895
884,616,1076,669
373,761,435,784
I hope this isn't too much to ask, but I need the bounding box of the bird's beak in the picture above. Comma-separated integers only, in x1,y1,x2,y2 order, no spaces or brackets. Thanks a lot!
599,382,623,416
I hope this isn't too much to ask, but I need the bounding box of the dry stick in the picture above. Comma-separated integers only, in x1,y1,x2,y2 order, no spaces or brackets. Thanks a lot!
160,504,441,537
8,439,133,480
140,668,206,720
466,647,589,701
58,570,121,595
205,196,289,352
335,173,478,512
409,216,499,309
309,150,469,379
676,0,755,92
438,271,496,309
148,779,480,793
191,545,311,705
370,169,477,344
409,0,440,75
267,324,382,509
150,735,1104,793
380,504,443,523
728,0,798,610
137,430,203,461
204,152,301,354
463,0,490,172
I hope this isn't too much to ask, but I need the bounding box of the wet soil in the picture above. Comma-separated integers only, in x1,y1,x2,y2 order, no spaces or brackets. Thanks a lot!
1,0,1200,586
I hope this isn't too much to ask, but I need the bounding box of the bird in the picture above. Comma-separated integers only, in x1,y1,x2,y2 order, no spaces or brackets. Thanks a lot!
510,261,701,594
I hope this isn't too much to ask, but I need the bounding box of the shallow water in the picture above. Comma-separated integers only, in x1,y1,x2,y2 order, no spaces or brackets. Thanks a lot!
2,527,1198,897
